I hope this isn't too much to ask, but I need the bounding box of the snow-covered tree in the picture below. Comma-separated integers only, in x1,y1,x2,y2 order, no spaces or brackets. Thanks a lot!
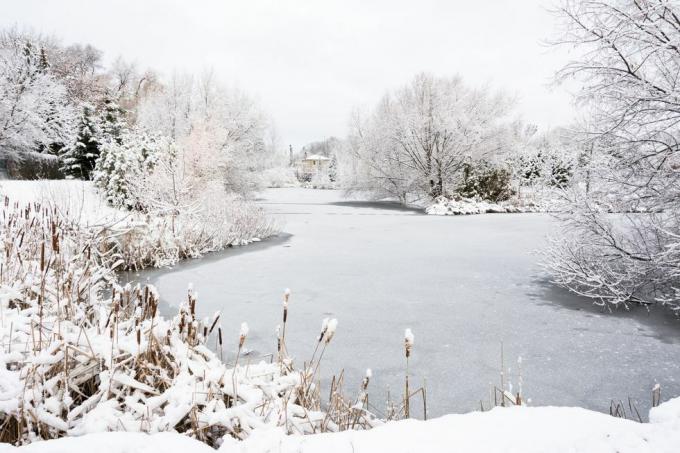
99,97,126,144
346,73,516,202
0,30,74,159
50,43,106,106
546,0,680,309
60,103,101,179
136,70,272,194
93,129,165,207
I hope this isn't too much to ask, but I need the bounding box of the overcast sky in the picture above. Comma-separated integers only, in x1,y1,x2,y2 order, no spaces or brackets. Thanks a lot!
2,0,576,149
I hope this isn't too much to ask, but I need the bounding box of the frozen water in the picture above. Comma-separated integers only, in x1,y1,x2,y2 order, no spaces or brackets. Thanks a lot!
126,189,680,418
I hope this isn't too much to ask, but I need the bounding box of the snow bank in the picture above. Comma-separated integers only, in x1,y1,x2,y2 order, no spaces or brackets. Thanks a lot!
6,398,680,452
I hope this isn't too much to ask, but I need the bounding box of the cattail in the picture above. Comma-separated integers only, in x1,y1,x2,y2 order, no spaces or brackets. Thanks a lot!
282,288,291,323
279,289,291,362
218,326,223,361
362,368,372,390
404,328,414,418
324,318,338,344
208,311,221,335
239,322,249,348
275,324,281,354
317,317,330,343
404,328,414,358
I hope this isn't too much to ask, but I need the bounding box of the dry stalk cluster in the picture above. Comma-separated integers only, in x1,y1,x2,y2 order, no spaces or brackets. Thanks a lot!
0,196,382,448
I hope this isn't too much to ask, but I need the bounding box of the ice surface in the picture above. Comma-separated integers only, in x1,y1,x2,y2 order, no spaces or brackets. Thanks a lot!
129,189,680,418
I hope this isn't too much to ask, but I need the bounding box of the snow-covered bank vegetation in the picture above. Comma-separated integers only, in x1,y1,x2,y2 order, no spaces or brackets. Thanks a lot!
0,197,384,447
0,181,276,269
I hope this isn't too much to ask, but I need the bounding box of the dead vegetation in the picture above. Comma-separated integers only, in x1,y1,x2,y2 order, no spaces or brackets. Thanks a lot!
0,195,400,447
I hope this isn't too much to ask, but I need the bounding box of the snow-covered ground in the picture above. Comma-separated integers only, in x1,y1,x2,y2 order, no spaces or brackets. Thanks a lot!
0,179,125,226
5,398,680,452
129,189,680,419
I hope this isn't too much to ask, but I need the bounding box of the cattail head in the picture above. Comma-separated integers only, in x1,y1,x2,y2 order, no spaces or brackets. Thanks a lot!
239,322,249,348
404,328,414,358
362,368,372,390
282,288,291,321
276,324,281,352
318,317,329,342
324,318,338,344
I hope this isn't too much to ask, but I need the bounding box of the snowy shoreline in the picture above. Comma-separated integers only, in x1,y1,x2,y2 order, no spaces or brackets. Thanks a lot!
4,400,680,453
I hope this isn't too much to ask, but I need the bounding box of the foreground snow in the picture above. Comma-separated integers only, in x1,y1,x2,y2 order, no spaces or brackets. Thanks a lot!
4,398,680,453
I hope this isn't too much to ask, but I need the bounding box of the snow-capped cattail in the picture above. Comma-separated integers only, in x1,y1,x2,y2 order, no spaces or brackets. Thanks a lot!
362,368,372,390
404,328,414,358
239,322,249,348
318,317,330,342
404,328,414,418
282,288,291,322
279,289,291,362
324,318,338,344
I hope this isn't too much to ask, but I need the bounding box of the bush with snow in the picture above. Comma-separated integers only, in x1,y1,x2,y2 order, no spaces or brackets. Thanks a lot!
425,196,540,216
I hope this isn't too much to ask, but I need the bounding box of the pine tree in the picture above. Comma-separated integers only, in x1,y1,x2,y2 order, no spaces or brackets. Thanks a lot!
99,97,126,144
61,104,100,179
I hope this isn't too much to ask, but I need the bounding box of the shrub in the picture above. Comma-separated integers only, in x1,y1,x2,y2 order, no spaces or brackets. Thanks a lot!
458,161,514,202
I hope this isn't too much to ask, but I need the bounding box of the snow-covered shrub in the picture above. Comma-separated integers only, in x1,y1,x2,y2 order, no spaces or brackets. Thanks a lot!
304,170,335,189
424,195,547,216
93,129,166,208
111,143,278,269
6,152,63,179
458,161,514,202
259,166,300,188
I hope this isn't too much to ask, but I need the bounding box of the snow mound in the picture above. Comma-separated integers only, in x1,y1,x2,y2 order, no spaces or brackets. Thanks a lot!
5,398,680,452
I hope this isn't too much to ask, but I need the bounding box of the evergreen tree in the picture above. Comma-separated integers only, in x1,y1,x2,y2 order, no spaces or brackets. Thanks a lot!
99,97,126,144
61,104,100,179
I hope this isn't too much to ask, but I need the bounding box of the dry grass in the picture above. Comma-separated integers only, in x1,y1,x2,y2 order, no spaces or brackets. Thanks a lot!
0,195,386,447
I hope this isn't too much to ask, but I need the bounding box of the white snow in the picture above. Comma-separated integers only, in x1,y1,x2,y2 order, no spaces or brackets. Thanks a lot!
5,398,680,452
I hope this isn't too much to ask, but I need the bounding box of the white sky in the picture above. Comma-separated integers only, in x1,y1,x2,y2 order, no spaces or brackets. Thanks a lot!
2,0,576,149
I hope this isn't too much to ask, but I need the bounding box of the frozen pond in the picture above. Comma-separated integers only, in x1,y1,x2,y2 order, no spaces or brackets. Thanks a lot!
126,189,680,418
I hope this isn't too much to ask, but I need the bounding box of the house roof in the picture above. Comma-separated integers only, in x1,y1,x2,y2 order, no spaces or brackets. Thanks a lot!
303,154,331,161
